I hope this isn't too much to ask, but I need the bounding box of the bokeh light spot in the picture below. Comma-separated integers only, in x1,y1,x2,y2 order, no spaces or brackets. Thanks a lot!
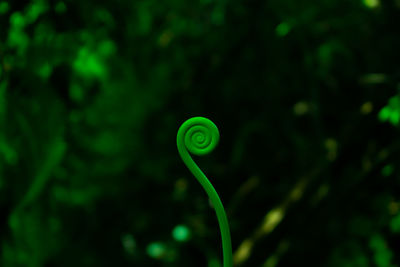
172,224,191,242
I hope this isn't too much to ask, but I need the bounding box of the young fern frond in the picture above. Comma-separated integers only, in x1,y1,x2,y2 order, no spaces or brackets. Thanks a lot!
177,117,233,267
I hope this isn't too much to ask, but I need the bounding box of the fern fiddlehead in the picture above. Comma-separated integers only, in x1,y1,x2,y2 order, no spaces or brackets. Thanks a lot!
177,117,233,267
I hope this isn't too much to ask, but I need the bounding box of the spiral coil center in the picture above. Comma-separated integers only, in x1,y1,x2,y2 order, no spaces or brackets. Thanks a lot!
179,117,220,156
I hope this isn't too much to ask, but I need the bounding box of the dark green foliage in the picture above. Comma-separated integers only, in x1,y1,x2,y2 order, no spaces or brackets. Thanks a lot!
1,0,400,266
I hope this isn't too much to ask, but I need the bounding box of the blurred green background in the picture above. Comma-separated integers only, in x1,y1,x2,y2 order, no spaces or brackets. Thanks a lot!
1,0,400,266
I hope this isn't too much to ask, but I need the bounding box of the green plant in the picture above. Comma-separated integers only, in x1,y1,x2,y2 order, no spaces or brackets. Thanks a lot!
177,117,232,267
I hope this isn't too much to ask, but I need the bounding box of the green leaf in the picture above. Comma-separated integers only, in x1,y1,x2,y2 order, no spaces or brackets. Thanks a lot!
10,12,25,28
0,2,9,14
390,214,400,233
276,22,291,37
378,107,391,121
369,234,394,267
378,95,400,126
381,165,394,177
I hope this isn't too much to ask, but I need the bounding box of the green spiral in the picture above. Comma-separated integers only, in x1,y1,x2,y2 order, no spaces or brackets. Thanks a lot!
177,117,233,267
183,118,219,156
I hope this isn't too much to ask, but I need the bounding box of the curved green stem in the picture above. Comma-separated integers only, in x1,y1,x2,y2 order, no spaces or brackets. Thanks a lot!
177,117,233,267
